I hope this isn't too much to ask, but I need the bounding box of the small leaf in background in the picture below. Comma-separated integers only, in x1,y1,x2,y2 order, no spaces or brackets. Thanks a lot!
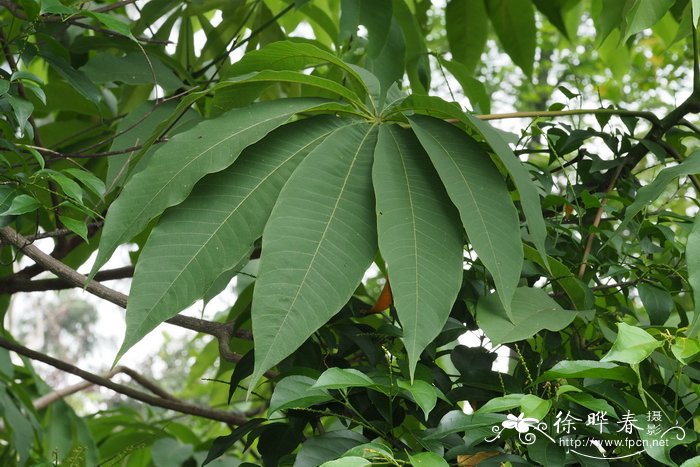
312,368,375,390
520,394,551,420
445,0,488,74
637,283,673,325
58,216,88,242
268,376,332,414
476,287,577,345
203,419,264,465
563,392,618,419
1,194,41,216
485,0,537,76
320,457,372,467
294,430,367,467
397,379,437,420
47,172,84,204
601,322,663,365
63,168,106,199
6,95,33,133
538,361,638,385
475,394,523,414
671,337,700,364
686,209,700,336
407,451,449,467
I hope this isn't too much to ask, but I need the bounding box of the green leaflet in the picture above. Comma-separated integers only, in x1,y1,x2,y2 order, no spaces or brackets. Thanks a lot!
686,210,700,337
466,115,549,272
226,40,369,98
622,0,675,42
445,0,488,74
250,123,378,391
409,115,522,315
91,98,326,281
373,125,463,378
119,117,346,360
610,150,700,245
485,0,536,77
223,70,367,110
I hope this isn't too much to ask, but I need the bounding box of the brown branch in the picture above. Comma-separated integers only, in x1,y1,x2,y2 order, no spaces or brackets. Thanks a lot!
0,266,134,294
476,108,662,126
0,226,250,360
27,144,145,160
92,0,138,13
33,364,176,411
0,221,104,245
0,336,248,424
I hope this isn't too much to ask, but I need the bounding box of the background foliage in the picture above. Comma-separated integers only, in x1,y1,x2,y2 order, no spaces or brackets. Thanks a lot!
0,0,699,465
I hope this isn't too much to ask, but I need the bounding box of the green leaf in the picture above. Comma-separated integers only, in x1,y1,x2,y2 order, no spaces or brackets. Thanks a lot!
637,283,673,325
396,379,438,419
475,394,523,414
224,70,366,109
320,457,371,467
92,98,326,283
485,0,536,76
58,216,89,242
694,0,700,27
686,210,700,336
407,452,449,467
601,322,663,364
622,0,675,42
563,392,618,419
63,168,105,199
41,51,102,105
425,411,506,440
409,115,522,315
466,115,549,272
151,438,193,467
671,337,700,364
523,245,593,310
1,194,41,216
80,52,181,91
438,59,491,113
227,41,369,99
0,384,34,464
120,117,344,358
250,123,378,391
364,18,406,95
85,11,134,38
312,368,375,390
339,0,392,58
538,360,638,385
520,394,551,420
612,150,700,243
445,0,488,74
6,95,33,133
477,288,577,345
203,419,265,465
46,171,83,204
0,80,9,96
373,125,463,376
532,0,577,39
40,0,75,15
269,375,333,414
294,431,368,467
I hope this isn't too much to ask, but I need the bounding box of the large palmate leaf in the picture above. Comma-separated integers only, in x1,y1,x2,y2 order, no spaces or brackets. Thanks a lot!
373,125,463,378
409,115,522,315
91,98,326,280
466,115,549,270
250,123,378,389
119,117,347,358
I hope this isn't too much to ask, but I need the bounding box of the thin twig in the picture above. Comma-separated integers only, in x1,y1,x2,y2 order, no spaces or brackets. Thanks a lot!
476,108,661,126
33,364,176,411
0,266,134,293
0,336,248,424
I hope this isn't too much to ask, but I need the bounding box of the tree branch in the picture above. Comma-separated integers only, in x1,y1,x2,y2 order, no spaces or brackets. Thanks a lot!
477,108,662,126
33,364,176,411
0,266,134,294
0,336,248,424
0,226,250,359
